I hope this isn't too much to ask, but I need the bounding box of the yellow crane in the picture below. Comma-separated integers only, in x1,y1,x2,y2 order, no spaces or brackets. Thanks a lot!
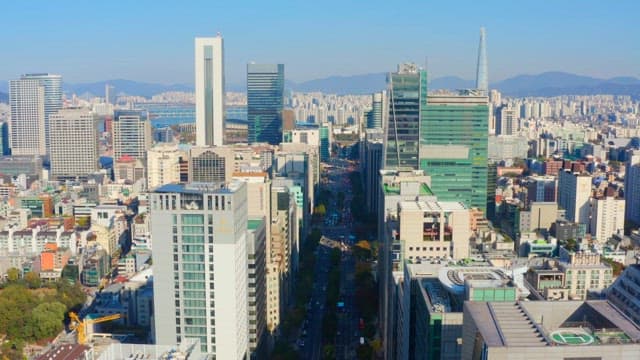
69,312,121,344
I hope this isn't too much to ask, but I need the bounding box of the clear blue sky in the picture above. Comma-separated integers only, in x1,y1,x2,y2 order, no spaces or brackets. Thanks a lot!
2,0,638,85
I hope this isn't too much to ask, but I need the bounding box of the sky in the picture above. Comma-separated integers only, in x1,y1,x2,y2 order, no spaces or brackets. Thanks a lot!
1,0,638,86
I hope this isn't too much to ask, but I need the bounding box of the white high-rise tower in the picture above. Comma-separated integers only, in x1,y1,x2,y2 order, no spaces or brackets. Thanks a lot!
475,27,488,93
195,35,225,146
9,73,62,156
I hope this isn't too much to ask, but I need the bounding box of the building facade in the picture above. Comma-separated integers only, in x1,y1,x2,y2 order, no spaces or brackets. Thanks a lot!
195,36,225,147
151,182,249,358
384,63,426,170
9,78,46,155
247,63,285,145
420,92,489,213
558,170,592,225
9,73,62,155
49,109,99,181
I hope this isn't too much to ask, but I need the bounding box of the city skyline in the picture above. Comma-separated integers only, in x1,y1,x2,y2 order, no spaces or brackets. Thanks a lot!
1,1,638,86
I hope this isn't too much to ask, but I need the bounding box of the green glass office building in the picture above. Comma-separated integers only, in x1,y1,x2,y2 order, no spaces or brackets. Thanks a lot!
384,63,427,170
419,92,489,213
247,64,285,145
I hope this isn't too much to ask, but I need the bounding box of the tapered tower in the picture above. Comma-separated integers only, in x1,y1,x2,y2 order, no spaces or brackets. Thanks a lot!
475,27,488,93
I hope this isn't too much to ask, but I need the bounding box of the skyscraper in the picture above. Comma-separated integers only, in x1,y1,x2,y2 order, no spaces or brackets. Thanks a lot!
475,27,488,93
384,63,427,169
495,104,518,135
0,122,9,155
112,110,152,181
367,91,386,129
195,35,225,146
49,109,99,181
558,169,592,225
420,91,489,213
624,150,640,225
151,182,249,358
9,78,45,155
22,73,62,153
247,63,285,145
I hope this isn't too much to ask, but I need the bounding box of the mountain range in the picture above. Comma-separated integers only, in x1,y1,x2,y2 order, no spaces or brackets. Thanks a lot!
0,71,639,100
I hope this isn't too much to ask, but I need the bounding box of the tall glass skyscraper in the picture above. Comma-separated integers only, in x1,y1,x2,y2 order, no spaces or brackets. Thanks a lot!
419,91,489,213
247,64,284,145
195,35,225,147
367,91,386,129
384,63,427,169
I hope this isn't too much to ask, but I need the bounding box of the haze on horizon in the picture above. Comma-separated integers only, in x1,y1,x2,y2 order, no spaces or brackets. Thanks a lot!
1,0,638,85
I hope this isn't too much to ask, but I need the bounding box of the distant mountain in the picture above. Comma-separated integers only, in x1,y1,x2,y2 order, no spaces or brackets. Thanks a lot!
493,72,640,97
283,73,476,95
2,71,639,99
287,73,386,94
0,91,7,103
65,79,193,98
429,76,475,90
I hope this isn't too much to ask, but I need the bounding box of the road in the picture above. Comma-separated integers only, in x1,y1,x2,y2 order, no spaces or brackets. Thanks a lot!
296,155,362,360
303,240,331,360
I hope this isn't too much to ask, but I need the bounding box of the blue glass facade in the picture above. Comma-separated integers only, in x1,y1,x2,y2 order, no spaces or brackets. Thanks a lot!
247,64,284,145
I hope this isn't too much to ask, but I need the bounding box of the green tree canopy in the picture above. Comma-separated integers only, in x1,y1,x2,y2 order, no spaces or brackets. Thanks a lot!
24,272,41,289
6,268,19,282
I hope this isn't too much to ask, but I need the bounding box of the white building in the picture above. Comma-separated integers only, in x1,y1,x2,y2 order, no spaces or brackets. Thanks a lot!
49,109,99,181
151,182,248,359
590,196,625,242
146,144,183,190
558,170,592,225
195,36,225,147
9,78,46,155
9,73,62,155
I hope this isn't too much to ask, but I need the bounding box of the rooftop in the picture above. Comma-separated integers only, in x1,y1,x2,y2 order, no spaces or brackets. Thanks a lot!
465,300,640,348
247,218,264,231
400,200,467,212
35,344,91,360
154,181,244,194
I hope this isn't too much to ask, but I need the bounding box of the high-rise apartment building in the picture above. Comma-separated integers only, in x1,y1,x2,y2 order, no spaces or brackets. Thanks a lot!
247,63,285,145
195,35,225,147
420,92,489,213
624,150,640,225
9,73,62,155
558,170,592,225
590,196,625,242
49,109,99,181
495,104,518,135
384,63,427,169
151,182,249,358
112,110,152,181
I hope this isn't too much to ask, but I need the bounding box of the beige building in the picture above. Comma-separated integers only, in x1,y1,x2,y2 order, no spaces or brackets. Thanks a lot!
559,248,613,300
518,202,558,233
49,109,99,181
189,144,276,183
399,201,471,261
590,196,625,242
147,145,183,189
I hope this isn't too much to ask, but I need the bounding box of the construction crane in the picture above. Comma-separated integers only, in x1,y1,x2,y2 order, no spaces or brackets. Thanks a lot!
69,312,121,344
